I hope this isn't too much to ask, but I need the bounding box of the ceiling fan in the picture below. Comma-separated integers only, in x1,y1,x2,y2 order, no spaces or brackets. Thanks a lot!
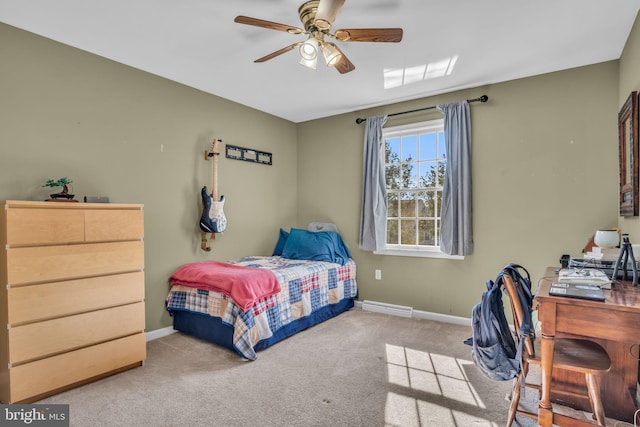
234,0,403,74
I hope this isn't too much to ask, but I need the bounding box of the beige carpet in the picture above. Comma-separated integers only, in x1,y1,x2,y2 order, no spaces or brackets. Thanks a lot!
37,308,615,426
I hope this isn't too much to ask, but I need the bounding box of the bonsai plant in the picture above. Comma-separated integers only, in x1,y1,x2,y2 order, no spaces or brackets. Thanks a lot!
43,177,74,200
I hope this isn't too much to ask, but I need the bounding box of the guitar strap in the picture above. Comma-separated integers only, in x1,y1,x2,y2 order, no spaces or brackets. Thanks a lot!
201,230,213,252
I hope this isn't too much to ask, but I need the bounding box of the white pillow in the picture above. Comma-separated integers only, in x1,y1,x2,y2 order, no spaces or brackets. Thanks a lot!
307,222,339,233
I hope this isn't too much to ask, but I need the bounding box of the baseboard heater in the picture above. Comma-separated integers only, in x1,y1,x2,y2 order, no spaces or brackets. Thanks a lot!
361,300,413,318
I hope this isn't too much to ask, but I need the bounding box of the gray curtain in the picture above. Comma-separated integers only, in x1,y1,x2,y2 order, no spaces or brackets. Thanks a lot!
359,115,388,251
436,101,473,256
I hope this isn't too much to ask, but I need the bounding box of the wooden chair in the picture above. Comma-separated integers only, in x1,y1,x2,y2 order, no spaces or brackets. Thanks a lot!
501,272,611,426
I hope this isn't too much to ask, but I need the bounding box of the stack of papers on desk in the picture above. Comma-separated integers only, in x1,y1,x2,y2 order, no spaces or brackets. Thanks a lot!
558,268,612,289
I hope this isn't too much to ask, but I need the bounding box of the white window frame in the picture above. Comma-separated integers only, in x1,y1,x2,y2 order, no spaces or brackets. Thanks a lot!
374,119,463,260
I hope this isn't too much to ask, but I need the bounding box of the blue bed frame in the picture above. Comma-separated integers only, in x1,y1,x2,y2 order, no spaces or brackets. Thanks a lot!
171,297,355,357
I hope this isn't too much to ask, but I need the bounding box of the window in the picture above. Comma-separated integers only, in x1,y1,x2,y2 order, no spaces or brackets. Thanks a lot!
375,119,462,259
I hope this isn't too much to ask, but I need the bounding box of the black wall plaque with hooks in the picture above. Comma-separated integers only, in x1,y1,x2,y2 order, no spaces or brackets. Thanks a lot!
225,144,272,165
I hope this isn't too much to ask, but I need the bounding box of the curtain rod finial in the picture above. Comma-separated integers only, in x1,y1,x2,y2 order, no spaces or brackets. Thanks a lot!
480,95,488,102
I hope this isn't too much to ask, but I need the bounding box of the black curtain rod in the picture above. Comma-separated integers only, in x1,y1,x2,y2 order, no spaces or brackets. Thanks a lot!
355,95,489,124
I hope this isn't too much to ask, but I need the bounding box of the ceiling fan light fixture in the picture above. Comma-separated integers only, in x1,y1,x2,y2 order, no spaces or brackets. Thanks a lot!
299,37,319,60
299,56,318,70
322,42,342,67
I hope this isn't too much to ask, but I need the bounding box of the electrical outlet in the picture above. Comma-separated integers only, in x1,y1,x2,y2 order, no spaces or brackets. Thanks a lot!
375,269,382,280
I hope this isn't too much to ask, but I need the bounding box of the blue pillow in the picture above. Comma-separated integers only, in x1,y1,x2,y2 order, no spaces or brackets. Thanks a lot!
281,228,351,265
272,228,289,256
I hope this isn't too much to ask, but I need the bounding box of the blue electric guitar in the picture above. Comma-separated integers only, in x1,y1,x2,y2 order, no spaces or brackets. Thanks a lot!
200,139,227,251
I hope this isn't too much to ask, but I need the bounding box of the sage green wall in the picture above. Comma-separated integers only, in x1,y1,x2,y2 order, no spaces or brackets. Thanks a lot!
297,61,619,318
0,23,298,331
0,15,631,330
619,13,640,237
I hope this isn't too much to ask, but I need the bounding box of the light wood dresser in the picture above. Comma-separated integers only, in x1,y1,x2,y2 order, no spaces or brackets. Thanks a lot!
0,200,146,403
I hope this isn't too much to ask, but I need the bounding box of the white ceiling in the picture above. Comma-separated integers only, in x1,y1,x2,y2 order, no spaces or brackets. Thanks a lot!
2,0,640,123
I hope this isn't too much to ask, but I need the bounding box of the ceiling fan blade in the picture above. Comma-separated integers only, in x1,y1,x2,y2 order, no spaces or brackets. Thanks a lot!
331,46,355,74
334,28,403,43
314,0,345,30
254,43,303,63
235,16,304,34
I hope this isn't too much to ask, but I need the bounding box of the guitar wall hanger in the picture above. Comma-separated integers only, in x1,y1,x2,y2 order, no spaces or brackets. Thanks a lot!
204,147,219,160
199,138,227,251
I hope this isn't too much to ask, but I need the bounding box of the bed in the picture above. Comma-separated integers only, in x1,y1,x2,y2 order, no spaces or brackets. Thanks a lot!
165,226,357,360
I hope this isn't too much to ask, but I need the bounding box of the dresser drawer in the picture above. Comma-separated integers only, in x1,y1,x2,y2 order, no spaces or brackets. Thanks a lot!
85,209,144,242
7,271,145,324
5,208,85,246
7,333,146,403
6,241,144,285
8,302,145,364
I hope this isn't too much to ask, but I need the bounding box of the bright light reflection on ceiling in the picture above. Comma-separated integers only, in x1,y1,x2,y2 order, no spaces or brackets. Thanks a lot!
384,56,459,89
384,343,498,427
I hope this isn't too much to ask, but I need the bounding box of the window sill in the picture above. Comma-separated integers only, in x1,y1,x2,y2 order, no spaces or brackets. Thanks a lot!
374,246,464,260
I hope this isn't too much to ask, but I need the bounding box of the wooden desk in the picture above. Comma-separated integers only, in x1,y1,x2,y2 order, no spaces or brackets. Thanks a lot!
535,276,640,425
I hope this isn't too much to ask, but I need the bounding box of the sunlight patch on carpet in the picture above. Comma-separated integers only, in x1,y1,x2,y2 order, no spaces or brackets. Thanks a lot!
384,344,498,427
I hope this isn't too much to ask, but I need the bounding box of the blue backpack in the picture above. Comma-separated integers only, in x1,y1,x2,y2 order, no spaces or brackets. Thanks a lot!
466,264,534,381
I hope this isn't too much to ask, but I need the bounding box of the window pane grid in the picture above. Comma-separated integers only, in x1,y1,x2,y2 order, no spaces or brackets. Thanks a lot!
384,120,445,249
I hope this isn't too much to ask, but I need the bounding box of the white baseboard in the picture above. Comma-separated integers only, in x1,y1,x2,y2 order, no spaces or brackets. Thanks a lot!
355,300,471,326
412,309,471,326
361,300,413,317
146,326,177,342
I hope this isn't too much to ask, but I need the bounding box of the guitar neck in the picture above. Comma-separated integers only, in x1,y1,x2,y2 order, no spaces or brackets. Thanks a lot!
211,139,221,200
212,153,219,200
